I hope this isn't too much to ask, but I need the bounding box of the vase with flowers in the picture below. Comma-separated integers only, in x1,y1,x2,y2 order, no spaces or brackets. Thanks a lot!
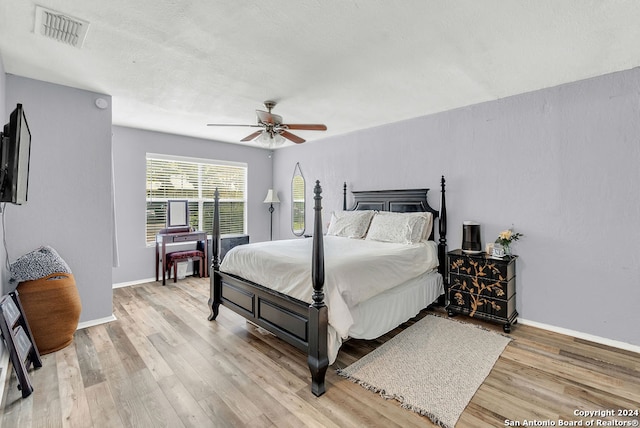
495,228,523,256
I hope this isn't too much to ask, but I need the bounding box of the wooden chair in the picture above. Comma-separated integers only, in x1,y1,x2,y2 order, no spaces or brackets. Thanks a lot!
166,250,205,282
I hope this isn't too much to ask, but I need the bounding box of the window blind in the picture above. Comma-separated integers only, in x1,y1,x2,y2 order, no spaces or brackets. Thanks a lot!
145,155,247,244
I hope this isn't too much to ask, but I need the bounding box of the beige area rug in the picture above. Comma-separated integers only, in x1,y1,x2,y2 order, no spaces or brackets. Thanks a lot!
338,314,511,428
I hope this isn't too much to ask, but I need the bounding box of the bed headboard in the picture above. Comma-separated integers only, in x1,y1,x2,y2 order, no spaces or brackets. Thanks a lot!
343,184,442,239
348,188,437,214
341,177,448,279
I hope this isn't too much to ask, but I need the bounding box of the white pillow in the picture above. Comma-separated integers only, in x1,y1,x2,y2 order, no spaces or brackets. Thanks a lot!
365,211,432,244
326,210,375,239
401,211,434,241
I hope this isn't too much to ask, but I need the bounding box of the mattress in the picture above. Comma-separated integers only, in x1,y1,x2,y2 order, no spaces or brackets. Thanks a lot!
221,235,442,362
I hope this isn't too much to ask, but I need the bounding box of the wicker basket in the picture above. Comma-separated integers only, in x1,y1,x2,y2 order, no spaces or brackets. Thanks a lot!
17,273,81,354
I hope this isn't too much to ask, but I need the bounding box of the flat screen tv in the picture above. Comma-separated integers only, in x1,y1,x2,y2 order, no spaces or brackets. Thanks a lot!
0,104,31,204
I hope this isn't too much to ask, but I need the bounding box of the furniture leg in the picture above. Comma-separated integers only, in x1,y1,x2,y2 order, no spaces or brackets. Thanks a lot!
209,272,221,321
203,238,208,278
308,303,328,396
162,241,167,285
155,242,159,282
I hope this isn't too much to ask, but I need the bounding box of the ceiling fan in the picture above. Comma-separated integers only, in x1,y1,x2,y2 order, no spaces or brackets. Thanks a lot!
207,100,327,146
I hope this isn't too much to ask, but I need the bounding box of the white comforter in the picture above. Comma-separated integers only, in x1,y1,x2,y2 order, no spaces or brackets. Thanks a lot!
219,235,439,342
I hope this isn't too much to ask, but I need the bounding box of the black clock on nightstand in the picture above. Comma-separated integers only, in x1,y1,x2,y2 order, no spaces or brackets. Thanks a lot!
446,249,518,333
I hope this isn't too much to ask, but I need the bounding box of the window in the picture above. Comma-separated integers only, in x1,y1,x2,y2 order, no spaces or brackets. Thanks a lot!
146,154,247,244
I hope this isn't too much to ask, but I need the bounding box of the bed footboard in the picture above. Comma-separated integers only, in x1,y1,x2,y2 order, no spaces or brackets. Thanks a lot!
209,182,329,396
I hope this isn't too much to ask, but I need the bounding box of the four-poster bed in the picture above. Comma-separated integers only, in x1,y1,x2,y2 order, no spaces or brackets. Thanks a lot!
208,177,447,396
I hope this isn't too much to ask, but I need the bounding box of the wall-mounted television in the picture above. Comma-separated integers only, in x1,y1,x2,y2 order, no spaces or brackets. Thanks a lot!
0,104,31,205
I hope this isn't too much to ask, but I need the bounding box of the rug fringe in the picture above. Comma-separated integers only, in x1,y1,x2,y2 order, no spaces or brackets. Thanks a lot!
401,402,452,428
337,370,454,428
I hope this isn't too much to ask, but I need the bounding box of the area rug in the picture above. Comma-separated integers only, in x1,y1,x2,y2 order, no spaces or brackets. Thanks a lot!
337,314,511,428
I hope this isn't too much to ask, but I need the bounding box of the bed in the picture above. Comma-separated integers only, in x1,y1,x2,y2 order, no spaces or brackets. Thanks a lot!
208,177,448,396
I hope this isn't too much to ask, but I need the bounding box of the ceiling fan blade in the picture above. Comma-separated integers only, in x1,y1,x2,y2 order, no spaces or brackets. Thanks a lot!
256,110,283,125
282,124,327,131
207,123,261,127
280,130,305,144
240,130,263,142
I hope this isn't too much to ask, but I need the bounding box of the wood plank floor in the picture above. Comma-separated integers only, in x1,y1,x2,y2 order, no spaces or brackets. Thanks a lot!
2,277,639,427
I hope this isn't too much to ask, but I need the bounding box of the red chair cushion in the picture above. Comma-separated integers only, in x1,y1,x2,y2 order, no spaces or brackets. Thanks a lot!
167,250,204,262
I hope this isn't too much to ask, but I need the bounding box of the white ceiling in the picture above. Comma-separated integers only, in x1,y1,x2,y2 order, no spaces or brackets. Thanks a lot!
2,1,640,147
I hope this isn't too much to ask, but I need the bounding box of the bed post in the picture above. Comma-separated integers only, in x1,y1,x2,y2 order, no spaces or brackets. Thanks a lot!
208,188,221,321
343,182,347,210
308,180,328,396
438,176,448,303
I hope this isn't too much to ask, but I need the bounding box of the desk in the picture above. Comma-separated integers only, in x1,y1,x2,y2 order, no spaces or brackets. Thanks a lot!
156,230,208,285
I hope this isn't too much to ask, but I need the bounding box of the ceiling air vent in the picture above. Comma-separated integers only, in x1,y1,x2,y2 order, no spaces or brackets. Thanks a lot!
34,6,90,48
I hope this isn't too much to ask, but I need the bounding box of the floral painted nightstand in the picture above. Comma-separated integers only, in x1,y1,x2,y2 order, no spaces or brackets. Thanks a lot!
447,249,518,333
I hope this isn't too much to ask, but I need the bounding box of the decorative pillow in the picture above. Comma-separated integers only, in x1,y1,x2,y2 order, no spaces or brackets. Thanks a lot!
365,211,431,244
326,210,375,239
401,211,434,241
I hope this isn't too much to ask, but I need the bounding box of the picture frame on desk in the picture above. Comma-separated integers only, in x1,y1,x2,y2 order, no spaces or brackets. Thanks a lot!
492,243,505,258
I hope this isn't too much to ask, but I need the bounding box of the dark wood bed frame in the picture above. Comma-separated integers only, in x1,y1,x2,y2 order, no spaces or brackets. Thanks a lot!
208,176,447,396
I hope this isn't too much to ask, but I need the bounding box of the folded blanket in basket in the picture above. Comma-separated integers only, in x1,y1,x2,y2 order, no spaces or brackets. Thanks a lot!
10,246,72,283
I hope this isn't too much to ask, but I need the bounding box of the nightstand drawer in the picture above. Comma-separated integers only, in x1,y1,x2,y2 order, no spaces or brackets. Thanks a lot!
449,274,515,299
448,290,516,320
449,254,515,281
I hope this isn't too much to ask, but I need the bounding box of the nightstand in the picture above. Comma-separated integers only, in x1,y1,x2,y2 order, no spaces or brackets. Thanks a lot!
447,249,518,333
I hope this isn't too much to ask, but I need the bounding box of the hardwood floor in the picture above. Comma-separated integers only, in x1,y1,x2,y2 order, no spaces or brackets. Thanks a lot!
1,277,639,427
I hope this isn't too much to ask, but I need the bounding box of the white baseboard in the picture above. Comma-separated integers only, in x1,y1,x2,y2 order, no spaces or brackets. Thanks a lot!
518,318,640,354
77,315,117,330
112,277,156,289
112,270,199,289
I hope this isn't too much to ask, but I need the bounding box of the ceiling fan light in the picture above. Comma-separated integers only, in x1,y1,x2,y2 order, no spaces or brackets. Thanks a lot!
257,131,285,148
258,131,271,144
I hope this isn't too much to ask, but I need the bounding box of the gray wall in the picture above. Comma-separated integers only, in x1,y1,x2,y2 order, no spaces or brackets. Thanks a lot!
111,126,274,285
273,68,640,348
3,76,114,323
